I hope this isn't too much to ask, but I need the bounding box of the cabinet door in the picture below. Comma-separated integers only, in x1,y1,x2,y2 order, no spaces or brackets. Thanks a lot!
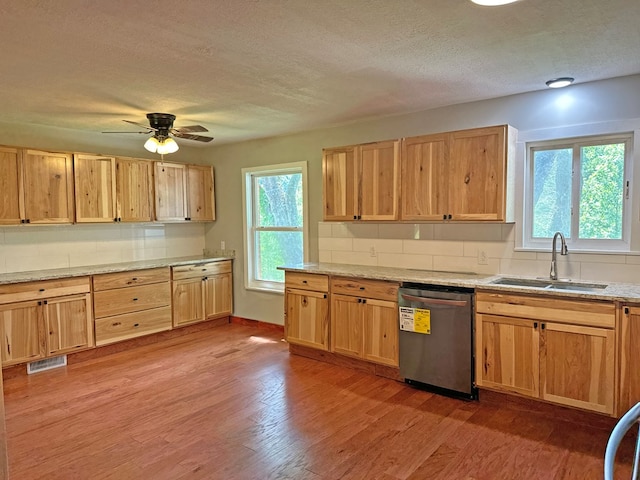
0,300,44,366
620,305,640,414
285,288,329,351
172,277,205,326
363,298,398,367
360,140,400,221
74,154,117,223
322,146,358,221
401,134,448,221
204,273,233,319
22,150,75,223
475,313,539,398
330,294,363,358
541,322,615,415
0,146,23,225
116,158,154,222
44,293,93,355
155,162,187,221
186,165,215,221
448,126,506,221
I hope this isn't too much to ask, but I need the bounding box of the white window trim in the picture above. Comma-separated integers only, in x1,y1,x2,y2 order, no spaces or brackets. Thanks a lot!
241,161,309,294
515,118,640,253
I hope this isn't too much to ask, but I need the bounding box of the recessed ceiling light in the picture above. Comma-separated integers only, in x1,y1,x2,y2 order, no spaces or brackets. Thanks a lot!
470,0,519,5
545,77,575,88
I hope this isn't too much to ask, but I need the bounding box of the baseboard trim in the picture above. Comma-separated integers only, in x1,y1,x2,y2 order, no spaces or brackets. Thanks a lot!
231,316,284,334
289,344,402,381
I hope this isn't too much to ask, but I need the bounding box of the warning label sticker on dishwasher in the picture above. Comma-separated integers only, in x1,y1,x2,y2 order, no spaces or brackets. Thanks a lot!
399,307,431,334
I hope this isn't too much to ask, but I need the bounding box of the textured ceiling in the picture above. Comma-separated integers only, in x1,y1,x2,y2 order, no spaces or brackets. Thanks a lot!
0,0,639,146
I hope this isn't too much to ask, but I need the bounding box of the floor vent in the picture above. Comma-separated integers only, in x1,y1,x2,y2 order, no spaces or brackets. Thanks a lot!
27,355,67,374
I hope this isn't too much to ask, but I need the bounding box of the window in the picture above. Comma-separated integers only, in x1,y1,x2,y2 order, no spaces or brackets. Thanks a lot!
242,162,308,292
524,133,632,251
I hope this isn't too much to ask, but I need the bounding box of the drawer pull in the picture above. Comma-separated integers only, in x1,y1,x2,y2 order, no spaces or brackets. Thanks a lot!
302,280,308,284
39,288,45,292
359,287,365,290
132,298,138,301
133,323,140,328
112,322,121,327
131,277,138,281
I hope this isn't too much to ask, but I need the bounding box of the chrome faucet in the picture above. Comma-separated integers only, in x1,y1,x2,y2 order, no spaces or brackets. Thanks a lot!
550,231,568,280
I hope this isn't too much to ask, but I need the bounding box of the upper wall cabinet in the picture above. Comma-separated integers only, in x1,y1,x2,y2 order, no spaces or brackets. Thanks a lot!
0,146,23,225
154,162,215,222
115,157,154,222
22,149,75,224
74,154,117,223
401,125,516,222
323,140,400,221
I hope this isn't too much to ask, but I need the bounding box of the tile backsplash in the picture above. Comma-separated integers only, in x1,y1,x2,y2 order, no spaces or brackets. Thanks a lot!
0,223,205,274
318,222,640,284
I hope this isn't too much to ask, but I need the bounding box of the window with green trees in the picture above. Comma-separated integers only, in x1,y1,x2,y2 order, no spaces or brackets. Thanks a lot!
527,134,630,250
243,162,308,291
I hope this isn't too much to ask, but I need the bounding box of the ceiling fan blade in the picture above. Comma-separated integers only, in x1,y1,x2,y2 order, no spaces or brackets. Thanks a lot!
172,125,208,133
123,119,156,131
102,130,151,134
173,132,214,142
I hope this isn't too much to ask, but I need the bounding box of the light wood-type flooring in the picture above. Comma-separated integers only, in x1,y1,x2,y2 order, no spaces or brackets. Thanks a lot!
2,323,635,479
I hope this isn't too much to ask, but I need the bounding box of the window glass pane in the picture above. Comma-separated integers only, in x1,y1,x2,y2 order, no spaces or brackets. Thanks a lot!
578,143,625,240
532,148,572,238
255,231,303,282
255,173,303,228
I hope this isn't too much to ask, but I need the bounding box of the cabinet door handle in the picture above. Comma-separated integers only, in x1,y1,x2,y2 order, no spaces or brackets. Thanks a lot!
362,299,367,304
625,307,629,314
448,214,452,220
533,322,538,329
443,214,447,220
323,294,327,299
43,300,48,305
357,298,362,303
541,323,545,330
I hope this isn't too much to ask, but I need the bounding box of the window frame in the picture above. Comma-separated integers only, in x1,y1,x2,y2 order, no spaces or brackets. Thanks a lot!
241,161,308,293
523,132,633,252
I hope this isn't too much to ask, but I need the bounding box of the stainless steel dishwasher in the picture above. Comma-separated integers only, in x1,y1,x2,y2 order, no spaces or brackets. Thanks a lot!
398,283,476,400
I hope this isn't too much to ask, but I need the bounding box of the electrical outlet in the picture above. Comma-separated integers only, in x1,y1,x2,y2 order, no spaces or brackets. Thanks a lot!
477,250,488,265
369,246,376,257
221,240,226,250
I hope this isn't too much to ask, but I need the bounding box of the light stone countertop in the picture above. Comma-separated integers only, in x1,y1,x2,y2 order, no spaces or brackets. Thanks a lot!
279,262,640,303
0,255,234,286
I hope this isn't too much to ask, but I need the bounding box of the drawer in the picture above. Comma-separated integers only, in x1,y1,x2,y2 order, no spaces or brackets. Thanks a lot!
93,268,170,291
94,282,171,318
95,306,172,346
330,277,398,302
172,260,232,280
0,277,91,305
285,272,329,292
476,291,615,328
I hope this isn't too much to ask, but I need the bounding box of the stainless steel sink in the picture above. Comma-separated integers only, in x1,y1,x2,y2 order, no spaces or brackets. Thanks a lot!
490,277,607,292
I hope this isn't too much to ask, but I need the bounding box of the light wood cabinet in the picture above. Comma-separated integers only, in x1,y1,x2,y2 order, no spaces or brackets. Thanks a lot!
74,154,117,223
115,158,154,222
93,268,172,346
0,277,93,366
401,125,515,222
155,162,215,222
172,260,233,327
330,277,399,367
322,140,400,221
476,291,616,415
619,305,640,414
0,146,23,225
22,149,75,224
284,272,329,351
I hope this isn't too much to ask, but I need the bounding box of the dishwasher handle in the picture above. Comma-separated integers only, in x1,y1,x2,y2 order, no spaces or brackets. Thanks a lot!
400,293,468,307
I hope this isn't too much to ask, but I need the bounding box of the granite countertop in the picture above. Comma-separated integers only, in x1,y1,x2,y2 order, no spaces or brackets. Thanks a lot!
279,262,640,303
0,255,234,285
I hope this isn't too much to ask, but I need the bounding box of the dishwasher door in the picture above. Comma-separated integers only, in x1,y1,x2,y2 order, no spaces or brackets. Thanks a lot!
398,286,475,399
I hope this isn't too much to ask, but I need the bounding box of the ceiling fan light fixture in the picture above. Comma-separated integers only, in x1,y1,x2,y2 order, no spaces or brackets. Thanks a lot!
156,137,179,154
546,77,574,88
144,136,161,153
470,0,519,5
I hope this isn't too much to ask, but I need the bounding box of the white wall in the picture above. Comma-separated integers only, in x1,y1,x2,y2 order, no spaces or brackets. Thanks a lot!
202,75,640,325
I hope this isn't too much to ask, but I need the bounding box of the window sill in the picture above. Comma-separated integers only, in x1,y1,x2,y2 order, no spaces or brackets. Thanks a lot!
245,284,285,295
515,247,640,256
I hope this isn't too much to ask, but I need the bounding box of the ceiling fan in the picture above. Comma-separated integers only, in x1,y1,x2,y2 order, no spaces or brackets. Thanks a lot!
103,113,213,154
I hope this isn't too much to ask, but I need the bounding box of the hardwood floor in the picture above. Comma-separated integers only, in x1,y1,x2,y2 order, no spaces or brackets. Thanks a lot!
2,323,635,479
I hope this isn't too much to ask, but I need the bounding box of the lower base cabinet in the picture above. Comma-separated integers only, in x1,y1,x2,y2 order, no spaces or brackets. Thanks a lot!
476,291,616,415
172,261,233,327
619,305,640,414
0,277,94,366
